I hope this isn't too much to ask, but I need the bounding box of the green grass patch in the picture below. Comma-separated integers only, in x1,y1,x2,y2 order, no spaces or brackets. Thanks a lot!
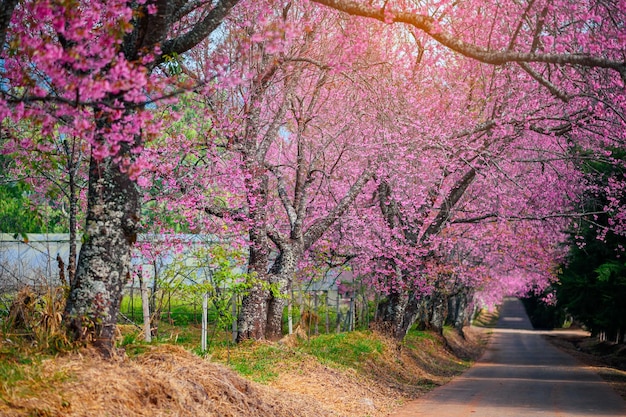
402,326,446,353
217,342,299,383
300,331,384,369
119,294,233,327
406,327,437,341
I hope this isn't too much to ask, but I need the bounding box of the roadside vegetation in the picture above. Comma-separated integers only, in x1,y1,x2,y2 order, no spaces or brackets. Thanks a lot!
0,290,491,417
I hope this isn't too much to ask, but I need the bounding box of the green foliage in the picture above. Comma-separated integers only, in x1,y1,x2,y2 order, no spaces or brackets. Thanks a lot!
521,294,567,329
163,52,183,76
121,244,258,351
0,182,67,233
156,245,252,330
556,148,626,339
594,261,623,282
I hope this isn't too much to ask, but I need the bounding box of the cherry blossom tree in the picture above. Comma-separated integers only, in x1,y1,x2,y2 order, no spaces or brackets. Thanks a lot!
311,41,594,341
2,117,89,285
2,0,625,352
1,0,240,354
147,3,416,340
296,0,626,337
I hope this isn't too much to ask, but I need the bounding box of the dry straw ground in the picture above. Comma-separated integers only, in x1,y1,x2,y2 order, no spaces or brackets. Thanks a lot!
0,326,489,417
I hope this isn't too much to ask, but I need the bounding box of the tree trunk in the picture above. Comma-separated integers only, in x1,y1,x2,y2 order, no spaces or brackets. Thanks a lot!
265,290,287,340
236,281,268,341
417,295,433,330
446,295,458,326
373,290,423,342
67,159,78,287
429,293,448,335
63,154,139,356
236,221,272,342
452,290,471,337
265,249,298,340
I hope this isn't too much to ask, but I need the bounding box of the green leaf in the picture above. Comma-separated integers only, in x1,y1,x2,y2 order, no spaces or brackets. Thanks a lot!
594,261,624,282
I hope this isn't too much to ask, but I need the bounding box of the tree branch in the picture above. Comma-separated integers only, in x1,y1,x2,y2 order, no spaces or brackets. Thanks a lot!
160,0,240,61
422,168,476,242
266,224,287,251
311,0,626,73
451,210,608,224
267,164,297,229
518,62,570,102
203,205,246,222
303,168,373,250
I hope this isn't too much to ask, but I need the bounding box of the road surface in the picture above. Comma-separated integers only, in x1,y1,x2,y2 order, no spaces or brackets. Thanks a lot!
389,297,626,417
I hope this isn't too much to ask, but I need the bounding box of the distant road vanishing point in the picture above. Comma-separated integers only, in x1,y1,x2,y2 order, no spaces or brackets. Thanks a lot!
390,297,626,417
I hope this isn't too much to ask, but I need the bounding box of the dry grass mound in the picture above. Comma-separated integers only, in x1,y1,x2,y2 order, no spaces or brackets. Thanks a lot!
0,344,334,417
0,326,490,417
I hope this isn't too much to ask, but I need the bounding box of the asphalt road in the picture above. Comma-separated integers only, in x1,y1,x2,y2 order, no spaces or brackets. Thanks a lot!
389,297,626,417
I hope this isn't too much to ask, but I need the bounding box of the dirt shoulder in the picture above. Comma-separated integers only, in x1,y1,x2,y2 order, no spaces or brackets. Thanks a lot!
543,330,626,400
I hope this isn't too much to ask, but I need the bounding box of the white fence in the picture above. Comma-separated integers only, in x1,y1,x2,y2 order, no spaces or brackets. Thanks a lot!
0,233,75,290
0,233,342,294
0,233,221,291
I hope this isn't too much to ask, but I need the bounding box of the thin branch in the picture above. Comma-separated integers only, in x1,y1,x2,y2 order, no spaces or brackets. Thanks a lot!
303,167,373,250
508,0,536,50
518,62,570,102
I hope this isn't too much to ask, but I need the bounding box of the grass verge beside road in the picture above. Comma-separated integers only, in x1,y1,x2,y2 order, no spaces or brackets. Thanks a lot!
0,322,491,416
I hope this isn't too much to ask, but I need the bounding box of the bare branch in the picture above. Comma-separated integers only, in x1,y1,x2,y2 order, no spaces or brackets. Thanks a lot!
518,62,570,102
451,210,608,224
